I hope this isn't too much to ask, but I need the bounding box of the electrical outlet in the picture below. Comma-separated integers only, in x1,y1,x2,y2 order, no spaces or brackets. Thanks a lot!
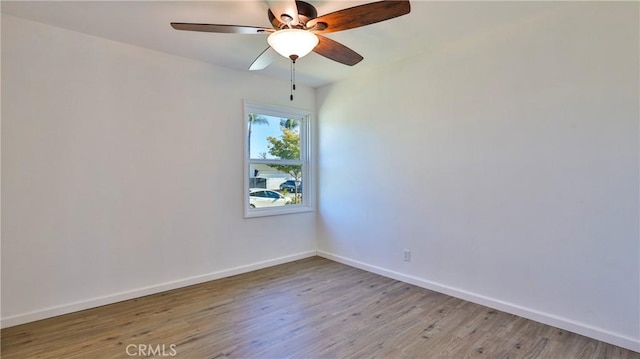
403,249,411,262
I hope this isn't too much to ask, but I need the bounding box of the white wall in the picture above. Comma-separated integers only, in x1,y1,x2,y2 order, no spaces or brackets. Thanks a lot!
1,14,316,326
317,2,639,351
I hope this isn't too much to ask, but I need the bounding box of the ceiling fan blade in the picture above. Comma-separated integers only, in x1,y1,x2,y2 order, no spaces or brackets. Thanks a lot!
313,35,363,66
266,0,300,27
308,1,410,34
171,23,270,34
249,47,278,71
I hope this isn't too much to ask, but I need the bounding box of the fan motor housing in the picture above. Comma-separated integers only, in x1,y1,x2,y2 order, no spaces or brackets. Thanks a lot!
269,1,318,29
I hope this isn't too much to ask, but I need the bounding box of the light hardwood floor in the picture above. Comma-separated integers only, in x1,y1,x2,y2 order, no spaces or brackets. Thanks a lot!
2,257,638,358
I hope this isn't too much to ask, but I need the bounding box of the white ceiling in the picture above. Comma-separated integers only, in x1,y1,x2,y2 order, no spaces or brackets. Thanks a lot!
1,1,566,88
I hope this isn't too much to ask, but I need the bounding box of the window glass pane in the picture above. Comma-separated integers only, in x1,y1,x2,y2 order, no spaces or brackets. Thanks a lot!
244,101,311,217
248,114,301,160
248,163,303,207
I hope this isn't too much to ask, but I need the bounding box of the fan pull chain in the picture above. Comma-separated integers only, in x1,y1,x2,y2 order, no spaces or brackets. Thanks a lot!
289,55,299,101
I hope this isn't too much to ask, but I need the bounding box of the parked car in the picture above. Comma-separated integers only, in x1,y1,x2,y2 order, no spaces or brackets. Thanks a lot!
249,189,292,208
279,180,302,193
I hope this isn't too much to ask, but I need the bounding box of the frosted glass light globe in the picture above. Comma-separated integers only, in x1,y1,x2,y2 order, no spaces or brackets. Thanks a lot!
267,29,319,59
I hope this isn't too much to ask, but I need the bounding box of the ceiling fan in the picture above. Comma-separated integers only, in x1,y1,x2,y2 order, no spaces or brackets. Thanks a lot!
171,0,411,69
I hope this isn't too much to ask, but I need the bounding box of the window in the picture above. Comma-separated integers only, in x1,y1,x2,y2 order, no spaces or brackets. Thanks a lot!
244,101,313,217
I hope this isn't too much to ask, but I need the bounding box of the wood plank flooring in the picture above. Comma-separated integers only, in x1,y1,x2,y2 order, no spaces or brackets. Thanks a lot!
2,257,638,358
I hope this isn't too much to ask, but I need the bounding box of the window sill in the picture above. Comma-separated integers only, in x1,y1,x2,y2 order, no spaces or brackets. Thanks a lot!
244,205,314,218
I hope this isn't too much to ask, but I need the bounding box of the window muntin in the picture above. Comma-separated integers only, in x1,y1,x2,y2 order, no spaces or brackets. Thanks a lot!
244,101,312,217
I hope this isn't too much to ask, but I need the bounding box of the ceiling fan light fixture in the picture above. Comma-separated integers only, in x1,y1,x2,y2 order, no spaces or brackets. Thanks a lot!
267,29,319,60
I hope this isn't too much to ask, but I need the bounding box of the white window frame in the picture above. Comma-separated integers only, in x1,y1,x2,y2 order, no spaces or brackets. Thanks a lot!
243,101,314,218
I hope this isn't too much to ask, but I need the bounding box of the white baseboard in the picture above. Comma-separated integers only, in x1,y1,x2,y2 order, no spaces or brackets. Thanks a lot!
317,250,640,353
1,250,316,329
